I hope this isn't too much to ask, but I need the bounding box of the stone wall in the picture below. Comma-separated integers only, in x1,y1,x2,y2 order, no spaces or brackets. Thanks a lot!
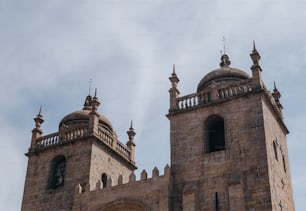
169,91,275,210
72,165,171,211
21,140,92,211
262,95,295,210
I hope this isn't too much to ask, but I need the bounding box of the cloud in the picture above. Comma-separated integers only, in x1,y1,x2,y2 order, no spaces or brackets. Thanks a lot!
1,1,306,210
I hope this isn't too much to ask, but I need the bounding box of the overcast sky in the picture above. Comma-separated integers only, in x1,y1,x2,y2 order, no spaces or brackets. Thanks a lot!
0,1,305,210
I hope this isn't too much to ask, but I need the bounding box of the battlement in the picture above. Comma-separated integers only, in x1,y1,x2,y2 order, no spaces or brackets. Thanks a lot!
75,164,170,194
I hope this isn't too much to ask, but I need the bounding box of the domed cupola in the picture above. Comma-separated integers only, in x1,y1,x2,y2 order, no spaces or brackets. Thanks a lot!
59,94,113,133
197,54,250,92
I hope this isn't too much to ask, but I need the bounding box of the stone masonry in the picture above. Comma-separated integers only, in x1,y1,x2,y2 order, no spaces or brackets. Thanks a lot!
21,44,295,211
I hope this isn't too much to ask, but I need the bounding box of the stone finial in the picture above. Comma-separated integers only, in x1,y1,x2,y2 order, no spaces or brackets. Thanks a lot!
272,82,283,110
273,82,281,99
250,41,263,88
219,54,231,67
34,106,44,130
169,65,180,111
32,106,44,141
141,170,148,180
250,41,261,66
152,167,159,178
127,120,136,162
127,120,136,142
169,64,180,88
91,88,100,113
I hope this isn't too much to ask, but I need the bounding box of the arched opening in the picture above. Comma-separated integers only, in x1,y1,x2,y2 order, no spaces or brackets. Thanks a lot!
101,199,150,211
205,115,225,153
273,141,278,161
101,173,107,188
49,155,66,189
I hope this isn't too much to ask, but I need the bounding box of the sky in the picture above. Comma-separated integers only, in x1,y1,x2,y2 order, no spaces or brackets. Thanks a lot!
0,0,305,210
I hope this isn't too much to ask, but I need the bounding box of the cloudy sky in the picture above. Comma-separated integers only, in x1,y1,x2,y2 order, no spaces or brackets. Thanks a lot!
1,0,305,210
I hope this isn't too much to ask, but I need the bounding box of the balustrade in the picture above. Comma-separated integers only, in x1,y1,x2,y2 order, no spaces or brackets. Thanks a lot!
175,82,253,111
36,132,59,148
116,141,131,159
34,125,131,162
218,83,252,100
177,92,210,110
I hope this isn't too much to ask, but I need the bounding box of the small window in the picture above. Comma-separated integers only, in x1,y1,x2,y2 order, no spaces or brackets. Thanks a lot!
101,173,107,188
205,115,225,153
49,155,66,189
273,141,278,161
282,155,287,173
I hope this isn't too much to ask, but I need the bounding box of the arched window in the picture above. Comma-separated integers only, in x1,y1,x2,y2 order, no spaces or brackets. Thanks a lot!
101,173,107,188
49,155,66,189
205,115,225,153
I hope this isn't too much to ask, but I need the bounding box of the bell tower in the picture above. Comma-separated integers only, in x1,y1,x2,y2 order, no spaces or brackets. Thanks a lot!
21,93,137,210
167,44,295,210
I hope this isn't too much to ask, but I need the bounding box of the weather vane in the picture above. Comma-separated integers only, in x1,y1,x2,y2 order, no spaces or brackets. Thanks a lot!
221,36,226,55
89,78,93,95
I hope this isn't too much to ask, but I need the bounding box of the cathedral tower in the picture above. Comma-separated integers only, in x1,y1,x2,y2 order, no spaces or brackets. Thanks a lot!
21,93,136,210
167,44,295,210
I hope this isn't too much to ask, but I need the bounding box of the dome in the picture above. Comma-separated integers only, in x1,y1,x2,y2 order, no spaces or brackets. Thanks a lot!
59,95,113,132
197,54,250,92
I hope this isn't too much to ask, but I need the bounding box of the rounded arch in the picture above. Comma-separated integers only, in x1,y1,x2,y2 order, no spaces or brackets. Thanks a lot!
204,114,225,153
48,155,66,189
99,199,151,211
101,173,107,188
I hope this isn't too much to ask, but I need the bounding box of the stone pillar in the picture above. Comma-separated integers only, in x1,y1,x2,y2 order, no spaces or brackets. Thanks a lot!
250,41,263,89
31,107,44,148
169,64,180,111
126,121,136,162
89,89,100,136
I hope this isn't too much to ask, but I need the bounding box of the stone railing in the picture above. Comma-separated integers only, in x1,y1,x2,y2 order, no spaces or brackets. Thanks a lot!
116,141,131,160
176,82,253,111
36,132,59,148
217,82,252,100
97,128,114,148
64,127,88,142
177,91,210,110
34,125,131,162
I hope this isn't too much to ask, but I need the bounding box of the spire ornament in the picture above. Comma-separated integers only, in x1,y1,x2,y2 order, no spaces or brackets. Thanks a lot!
31,106,44,141
169,64,180,111
272,82,283,110
91,88,100,113
250,41,261,66
34,106,44,130
219,54,231,67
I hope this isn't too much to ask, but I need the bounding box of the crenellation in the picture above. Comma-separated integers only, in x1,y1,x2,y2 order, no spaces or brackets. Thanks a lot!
141,169,148,180
129,172,136,182
22,45,294,211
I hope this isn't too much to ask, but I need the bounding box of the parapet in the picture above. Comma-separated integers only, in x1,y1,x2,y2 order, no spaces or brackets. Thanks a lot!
75,164,170,194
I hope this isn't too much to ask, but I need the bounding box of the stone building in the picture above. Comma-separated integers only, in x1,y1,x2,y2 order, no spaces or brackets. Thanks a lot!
21,44,295,210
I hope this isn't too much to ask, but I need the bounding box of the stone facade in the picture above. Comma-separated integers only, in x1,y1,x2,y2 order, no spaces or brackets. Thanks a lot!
21,45,295,210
